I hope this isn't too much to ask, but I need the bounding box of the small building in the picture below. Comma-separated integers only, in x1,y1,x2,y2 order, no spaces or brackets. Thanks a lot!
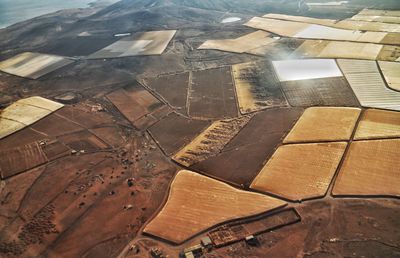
181,244,203,258
150,248,165,258
182,251,195,258
245,235,259,246
201,236,213,248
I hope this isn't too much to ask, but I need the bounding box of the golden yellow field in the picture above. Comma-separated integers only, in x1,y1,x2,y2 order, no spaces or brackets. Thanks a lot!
143,170,286,244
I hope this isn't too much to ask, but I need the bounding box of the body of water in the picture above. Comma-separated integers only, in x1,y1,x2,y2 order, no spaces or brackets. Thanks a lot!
0,0,97,28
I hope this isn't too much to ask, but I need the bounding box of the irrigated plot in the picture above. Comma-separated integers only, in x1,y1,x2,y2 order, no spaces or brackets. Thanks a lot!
0,52,74,79
188,67,238,119
198,30,277,54
143,170,286,244
0,97,64,139
291,40,387,61
351,10,400,24
232,61,288,114
355,9,400,17
245,17,310,37
191,108,304,186
280,76,359,107
245,17,396,44
272,59,342,82
333,139,400,198
106,82,165,129
284,107,361,143
251,142,347,201
378,61,400,91
263,13,400,33
141,72,189,115
338,59,400,111
354,109,400,140
173,116,251,167
88,30,176,58
149,113,211,156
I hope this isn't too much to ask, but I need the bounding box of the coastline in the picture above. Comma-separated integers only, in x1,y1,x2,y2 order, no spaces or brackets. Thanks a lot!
0,0,118,29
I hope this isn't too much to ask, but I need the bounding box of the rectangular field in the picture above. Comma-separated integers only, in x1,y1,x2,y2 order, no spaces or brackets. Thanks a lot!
209,208,300,247
141,72,189,115
0,52,74,79
188,67,238,119
280,77,359,107
88,30,176,58
106,82,165,128
232,61,288,114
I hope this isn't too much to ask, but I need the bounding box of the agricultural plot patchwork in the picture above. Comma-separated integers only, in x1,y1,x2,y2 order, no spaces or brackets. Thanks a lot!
0,4,400,258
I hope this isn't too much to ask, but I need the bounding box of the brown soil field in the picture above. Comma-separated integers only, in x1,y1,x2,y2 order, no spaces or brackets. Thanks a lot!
55,104,117,129
0,142,48,179
41,140,70,160
0,128,47,150
131,105,173,131
30,112,84,137
141,72,190,115
148,112,210,156
0,166,44,223
191,108,304,186
280,76,360,107
251,142,347,201
333,139,400,198
188,67,238,119
284,107,361,143
143,170,286,244
57,130,109,153
354,109,400,140
106,82,165,128
90,126,127,148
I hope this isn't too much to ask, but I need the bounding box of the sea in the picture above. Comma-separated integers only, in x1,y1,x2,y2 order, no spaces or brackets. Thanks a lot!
0,0,99,28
